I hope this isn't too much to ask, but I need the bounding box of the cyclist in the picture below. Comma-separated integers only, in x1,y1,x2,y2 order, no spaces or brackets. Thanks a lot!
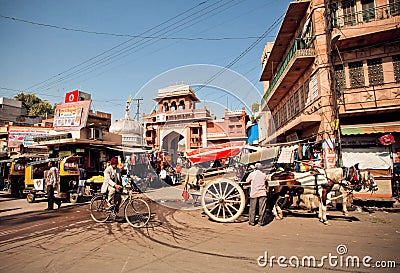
101,157,123,211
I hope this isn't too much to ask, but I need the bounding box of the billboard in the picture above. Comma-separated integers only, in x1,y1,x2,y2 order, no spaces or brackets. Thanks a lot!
8,126,52,148
65,90,79,103
53,100,91,130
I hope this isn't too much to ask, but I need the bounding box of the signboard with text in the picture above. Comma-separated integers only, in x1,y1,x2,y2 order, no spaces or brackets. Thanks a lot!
53,100,91,130
8,126,52,148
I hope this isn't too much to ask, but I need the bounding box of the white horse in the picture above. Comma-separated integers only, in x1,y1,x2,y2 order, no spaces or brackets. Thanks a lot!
268,166,375,224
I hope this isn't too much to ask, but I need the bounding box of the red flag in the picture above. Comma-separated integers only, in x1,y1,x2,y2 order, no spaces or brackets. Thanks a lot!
65,90,79,103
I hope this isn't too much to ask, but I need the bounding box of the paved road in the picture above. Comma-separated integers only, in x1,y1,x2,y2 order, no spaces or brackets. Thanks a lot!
0,190,399,273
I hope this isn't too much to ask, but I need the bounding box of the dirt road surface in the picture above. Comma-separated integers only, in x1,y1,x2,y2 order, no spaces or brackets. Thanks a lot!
0,191,399,273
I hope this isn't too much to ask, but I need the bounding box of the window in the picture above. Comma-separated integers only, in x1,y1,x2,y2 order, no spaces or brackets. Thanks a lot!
304,80,310,104
294,90,299,114
334,64,346,92
299,85,305,110
367,58,384,86
282,103,287,123
289,95,294,118
178,100,185,110
349,61,365,87
389,0,400,16
361,0,375,22
273,111,279,128
342,0,356,26
310,73,318,100
393,55,400,83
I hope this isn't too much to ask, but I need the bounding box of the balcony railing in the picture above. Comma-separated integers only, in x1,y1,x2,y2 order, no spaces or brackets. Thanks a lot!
261,37,315,106
333,3,400,28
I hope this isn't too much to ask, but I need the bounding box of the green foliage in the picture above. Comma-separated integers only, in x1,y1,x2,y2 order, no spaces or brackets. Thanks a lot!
14,93,53,117
251,102,260,113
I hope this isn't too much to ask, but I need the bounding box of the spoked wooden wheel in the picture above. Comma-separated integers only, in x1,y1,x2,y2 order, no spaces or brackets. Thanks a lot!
201,179,245,222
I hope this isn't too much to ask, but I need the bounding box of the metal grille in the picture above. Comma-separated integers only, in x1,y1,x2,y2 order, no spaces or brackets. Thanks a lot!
334,64,346,91
367,58,384,86
349,61,365,88
393,55,400,83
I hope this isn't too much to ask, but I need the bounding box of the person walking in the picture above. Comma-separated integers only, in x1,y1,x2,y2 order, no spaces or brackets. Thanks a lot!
45,161,61,210
78,167,86,196
246,163,268,226
101,157,123,212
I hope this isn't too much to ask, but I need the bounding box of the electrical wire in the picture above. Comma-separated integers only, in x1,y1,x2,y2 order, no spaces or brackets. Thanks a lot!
0,13,264,41
25,0,242,94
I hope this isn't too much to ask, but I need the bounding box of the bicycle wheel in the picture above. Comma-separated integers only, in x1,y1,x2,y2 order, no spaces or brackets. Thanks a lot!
124,198,151,228
90,195,110,223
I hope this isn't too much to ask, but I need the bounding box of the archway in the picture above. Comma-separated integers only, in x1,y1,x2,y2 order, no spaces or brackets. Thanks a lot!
162,131,184,166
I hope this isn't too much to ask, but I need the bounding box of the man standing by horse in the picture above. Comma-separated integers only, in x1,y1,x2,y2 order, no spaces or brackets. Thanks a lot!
246,163,268,226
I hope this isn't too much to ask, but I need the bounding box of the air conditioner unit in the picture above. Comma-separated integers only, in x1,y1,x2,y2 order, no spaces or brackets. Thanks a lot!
89,128,103,140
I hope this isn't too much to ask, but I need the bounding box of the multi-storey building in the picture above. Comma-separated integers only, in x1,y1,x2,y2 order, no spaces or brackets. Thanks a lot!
142,83,248,165
260,0,399,164
260,0,400,198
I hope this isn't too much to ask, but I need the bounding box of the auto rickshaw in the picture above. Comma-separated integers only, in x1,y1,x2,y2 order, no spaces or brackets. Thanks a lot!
0,157,29,198
25,156,80,203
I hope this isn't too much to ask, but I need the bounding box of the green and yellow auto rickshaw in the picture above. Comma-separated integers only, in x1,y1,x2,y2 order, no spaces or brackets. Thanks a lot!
25,156,80,203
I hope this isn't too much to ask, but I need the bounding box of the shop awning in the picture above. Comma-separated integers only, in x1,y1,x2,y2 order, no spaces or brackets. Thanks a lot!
342,147,391,169
341,122,400,135
239,147,279,164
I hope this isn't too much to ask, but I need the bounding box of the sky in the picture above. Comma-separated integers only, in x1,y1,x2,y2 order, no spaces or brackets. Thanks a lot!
0,0,291,122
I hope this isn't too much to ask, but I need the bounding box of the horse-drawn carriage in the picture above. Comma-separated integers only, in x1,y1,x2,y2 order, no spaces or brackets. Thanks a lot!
185,144,377,224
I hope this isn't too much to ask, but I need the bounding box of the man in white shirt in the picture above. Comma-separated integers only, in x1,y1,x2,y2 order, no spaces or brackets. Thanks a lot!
101,157,122,211
246,163,268,226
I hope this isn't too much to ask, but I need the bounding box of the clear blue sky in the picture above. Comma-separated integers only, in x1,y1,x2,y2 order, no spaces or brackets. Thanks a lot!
0,0,291,121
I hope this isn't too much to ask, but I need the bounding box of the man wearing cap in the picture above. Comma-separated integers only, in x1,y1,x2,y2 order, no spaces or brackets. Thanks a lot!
246,163,268,226
101,157,123,211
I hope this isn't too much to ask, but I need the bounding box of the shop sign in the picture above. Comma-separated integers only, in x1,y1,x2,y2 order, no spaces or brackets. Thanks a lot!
53,100,91,130
7,126,51,148
323,139,337,168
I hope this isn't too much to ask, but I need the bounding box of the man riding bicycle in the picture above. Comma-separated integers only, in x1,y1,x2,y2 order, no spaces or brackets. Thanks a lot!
101,157,123,211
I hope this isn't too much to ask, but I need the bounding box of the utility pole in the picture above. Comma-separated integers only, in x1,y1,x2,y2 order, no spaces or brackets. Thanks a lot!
133,98,143,121
324,0,342,167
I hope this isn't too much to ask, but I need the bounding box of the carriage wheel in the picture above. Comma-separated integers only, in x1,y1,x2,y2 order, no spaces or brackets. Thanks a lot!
201,179,245,223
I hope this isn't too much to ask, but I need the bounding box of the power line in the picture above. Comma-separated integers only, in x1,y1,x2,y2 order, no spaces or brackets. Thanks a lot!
193,13,284,94
26,0,242,94
0,13,264,41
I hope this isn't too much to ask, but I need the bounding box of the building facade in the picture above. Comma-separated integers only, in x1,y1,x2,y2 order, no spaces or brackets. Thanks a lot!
260,0,400,198
260,0,399,162
142,83,248,165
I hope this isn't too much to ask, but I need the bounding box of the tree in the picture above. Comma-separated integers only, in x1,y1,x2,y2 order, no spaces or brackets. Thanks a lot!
14,93,53,117
251,102,260,113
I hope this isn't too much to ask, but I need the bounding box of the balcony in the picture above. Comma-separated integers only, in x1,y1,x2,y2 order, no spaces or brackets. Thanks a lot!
333,3,399,28
261,38,315,109
332,3,400,50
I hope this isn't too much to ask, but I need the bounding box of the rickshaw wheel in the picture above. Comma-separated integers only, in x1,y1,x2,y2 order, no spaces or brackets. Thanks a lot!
201,178,246,223
69,193,79,203
27,193,35,203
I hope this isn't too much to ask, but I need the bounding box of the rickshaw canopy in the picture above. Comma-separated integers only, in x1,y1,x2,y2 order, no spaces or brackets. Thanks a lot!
186,141,245,164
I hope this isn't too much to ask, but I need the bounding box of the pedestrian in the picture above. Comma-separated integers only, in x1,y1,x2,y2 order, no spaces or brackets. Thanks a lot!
101,157,123,212
246,163,268,226
78,167,86,196
45,161,61,210
175,164,182,183
184,164,203,190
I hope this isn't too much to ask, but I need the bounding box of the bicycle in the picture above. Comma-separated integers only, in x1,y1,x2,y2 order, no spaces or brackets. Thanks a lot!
89,184,151,228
